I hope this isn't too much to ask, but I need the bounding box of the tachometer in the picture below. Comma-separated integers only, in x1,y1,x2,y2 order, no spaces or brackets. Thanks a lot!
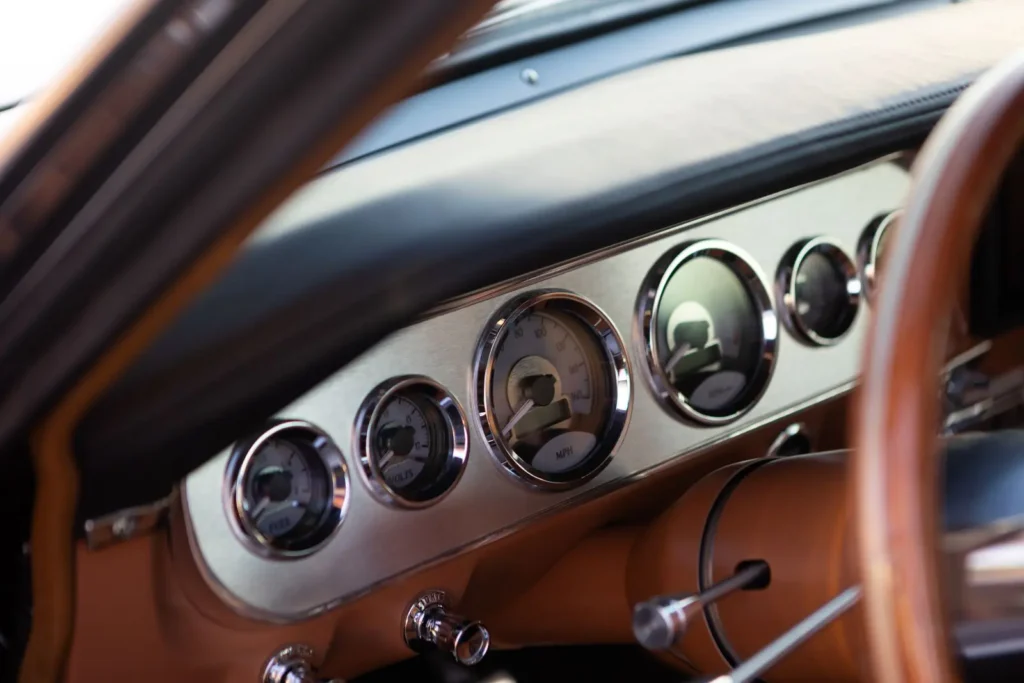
637,240,778,425
475,291,630,489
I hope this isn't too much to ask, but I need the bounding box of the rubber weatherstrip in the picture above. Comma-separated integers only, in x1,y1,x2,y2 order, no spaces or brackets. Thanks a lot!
19,204,270,683
697,457,776,668
15,6,500,682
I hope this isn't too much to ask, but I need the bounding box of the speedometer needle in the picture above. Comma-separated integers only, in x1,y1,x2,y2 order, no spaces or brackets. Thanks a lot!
379,449,395,468
502,373,558,437
502,398,535,437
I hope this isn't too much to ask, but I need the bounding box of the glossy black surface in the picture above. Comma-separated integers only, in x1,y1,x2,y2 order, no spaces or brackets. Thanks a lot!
793,251,852,339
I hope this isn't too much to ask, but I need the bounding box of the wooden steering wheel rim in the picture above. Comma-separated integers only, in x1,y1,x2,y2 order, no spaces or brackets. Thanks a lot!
853,53,1024,683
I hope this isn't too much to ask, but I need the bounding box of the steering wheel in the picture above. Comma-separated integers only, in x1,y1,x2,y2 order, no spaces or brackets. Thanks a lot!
630,51,1024,683
853,52,1024,682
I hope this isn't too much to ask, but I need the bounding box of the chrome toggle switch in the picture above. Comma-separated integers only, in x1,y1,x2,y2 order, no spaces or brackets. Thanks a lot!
404,589,491,666
262,644,344,683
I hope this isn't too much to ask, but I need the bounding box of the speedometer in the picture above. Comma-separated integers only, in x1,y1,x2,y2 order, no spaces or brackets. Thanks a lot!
475,291,630,489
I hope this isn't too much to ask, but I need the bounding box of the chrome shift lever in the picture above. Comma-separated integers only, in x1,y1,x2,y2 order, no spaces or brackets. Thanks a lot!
632,561,769,650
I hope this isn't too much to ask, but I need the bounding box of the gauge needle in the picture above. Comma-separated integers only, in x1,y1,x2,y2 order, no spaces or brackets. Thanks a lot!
379,449,395,468
249,496,271,519
503,374,559,437
253,499,304,521
513,397,573,440
502,398,535,437
666,341,723,380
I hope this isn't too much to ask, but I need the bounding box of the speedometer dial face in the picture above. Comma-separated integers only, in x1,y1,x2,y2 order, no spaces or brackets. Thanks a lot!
638,240,778,424
476,292,630,489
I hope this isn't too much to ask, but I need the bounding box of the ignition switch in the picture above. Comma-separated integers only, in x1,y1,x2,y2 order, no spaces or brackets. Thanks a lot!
403,589,491,666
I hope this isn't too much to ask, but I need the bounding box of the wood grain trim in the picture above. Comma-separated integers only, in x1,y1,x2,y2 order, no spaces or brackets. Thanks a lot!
852,51,1024,683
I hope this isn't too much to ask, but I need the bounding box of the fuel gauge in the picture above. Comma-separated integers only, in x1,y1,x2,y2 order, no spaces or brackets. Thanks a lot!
226,420,348,558
355,377,469,508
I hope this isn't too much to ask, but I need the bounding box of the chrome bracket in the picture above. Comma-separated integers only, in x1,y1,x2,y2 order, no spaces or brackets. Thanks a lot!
83,489,176,550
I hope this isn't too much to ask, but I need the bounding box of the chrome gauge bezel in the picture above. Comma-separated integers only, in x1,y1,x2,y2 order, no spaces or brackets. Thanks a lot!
224,420,349,559
474,290,631,490
637,239,779,426
777,236,860,347
353,376,470,509
856,209,901,303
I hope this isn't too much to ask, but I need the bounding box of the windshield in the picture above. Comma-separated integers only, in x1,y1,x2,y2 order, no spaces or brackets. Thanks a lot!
471,0,582,34
0,0,136,108
450,0,695,64
0,0,688,109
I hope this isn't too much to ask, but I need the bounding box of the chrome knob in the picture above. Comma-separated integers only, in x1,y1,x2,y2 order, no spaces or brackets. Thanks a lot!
633,561,769,651
404,589,490,666
633,594,702,650
262,645,343,683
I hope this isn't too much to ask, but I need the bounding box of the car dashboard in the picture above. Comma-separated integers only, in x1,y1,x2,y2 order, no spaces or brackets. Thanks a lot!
60,1,1024,681
183,157,905,620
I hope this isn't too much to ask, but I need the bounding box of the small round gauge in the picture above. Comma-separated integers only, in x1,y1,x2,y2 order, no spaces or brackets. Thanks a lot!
226,420,348,558
637,240,778,425
857,209,901,302
475,291,630,489
354,377,469,508
777,237,860,346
